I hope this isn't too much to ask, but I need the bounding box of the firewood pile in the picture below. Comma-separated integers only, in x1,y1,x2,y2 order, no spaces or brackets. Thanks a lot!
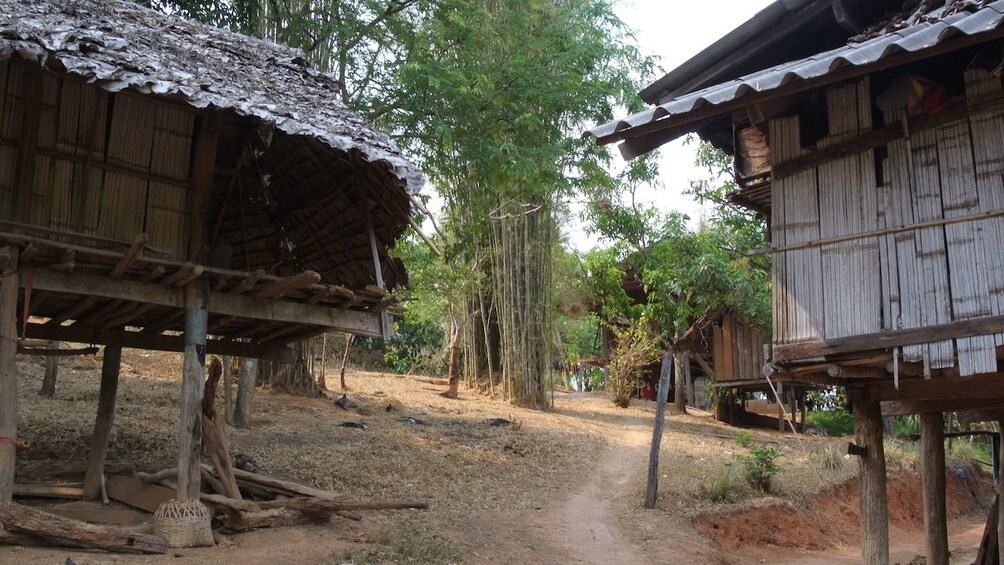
0,358,427,554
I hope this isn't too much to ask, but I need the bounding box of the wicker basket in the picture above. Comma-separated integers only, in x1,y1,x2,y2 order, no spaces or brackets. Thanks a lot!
153,499,215,548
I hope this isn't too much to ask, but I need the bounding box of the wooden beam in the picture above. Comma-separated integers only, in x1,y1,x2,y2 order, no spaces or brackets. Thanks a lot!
0,247,17,502
862,373,1004,403
83,346,121,501
22,323,294,362
23,268,382,337
187,111,221,261
854,397,889,565
109,234,148,279
882,397,1004,417
177,283,206,501
773,315,1004,362
236,269,266,294
920,413,949,565
255,271,320,299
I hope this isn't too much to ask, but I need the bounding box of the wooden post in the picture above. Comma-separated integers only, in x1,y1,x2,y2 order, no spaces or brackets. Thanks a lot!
778,381,785,432
83,346,121,500
222,355,232,424
339,334,352,391
233,356,256,429
999,418,1004,565
317,333,326,390
854,397,890,565
799,390,807,432
672,351,686,411
920,412,948,565
645,348,673,509
38,341,58,397
0,247,18,502
177,283,207,500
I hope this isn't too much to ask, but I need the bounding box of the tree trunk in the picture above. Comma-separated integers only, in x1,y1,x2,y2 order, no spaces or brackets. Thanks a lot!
38,341,59,397
441,322,462,399
316,333,327,391
233,357,257,429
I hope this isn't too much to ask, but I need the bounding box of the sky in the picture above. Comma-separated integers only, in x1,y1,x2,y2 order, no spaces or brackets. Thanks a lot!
563,0,775,251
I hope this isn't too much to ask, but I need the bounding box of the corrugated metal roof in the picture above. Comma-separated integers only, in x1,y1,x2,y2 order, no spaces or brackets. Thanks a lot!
587,1,1004,155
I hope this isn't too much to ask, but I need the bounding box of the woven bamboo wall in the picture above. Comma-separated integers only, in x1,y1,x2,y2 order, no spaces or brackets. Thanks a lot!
771,71,1004,376
0,58,194,256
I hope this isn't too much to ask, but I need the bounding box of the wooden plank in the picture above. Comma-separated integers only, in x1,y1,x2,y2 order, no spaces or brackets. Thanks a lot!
773,313,1004,362
881,397,1004,417
44,501,146,526
12,484,83,499
863,372,1004,403
712,325,724,380
24,323,293,362
21,268,383,337
920,412,949,565
721,315,735,380
106,475,174,514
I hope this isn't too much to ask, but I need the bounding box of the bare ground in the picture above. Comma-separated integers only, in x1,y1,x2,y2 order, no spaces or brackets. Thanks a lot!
4,350,997,564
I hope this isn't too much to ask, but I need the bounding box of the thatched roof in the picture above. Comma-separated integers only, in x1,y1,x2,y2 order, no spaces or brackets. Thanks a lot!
0,0,423,291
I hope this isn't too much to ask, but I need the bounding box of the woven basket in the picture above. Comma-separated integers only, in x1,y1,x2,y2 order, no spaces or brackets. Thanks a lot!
153,499,215,548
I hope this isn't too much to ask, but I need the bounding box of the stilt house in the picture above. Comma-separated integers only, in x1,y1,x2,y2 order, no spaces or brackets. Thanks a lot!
0,0,421,509
675,309,807,429
588,0,1004,562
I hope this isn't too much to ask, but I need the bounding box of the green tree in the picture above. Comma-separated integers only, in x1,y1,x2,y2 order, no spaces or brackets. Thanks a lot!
390,0,653,407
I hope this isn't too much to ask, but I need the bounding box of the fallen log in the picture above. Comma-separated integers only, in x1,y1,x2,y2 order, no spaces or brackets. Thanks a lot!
13,483,84,499
222,507,331,533
0,502,166,554
258,497,428,513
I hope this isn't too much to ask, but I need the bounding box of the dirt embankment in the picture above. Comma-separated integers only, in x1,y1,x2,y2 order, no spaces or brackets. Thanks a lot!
695,462,994,551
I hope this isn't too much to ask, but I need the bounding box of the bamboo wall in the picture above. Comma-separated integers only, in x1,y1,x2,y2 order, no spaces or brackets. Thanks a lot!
0,58,194,255
711,313,766,382
770,70,1004,376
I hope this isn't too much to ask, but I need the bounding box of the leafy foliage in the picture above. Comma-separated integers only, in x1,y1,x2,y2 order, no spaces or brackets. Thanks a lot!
735,445,783,493
606,324,658,408
805,410,855,437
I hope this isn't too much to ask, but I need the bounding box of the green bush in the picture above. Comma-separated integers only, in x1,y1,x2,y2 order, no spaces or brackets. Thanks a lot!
733,431,753,448
736,446,783,493
805,410,855,437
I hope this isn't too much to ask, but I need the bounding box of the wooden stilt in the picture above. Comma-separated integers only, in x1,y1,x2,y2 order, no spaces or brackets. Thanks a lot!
855,397,890,565
920,412,949,565
644,348,673,509
83,346,121,500
999,418,1004,565
222,355,232,424
233,355,256,429
778,381,785,432
0,247,18,502
177,283,207,500
38,341,58,397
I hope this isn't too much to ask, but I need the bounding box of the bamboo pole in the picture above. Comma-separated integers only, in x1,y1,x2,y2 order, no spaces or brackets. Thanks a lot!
83,346,121,500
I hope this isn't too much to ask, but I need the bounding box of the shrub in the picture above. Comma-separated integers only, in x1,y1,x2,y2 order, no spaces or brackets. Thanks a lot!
736,446,783,493
816,445,844,471
606,325,658,408
700,464,743,503
805,410,855,437
733,431,754,448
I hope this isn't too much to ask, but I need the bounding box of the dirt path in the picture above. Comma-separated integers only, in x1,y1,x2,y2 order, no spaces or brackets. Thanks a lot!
541,394,654,564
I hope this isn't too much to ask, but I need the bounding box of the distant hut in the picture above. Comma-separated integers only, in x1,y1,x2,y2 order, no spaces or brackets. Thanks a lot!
589,0,1004,561
0,0,421,531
